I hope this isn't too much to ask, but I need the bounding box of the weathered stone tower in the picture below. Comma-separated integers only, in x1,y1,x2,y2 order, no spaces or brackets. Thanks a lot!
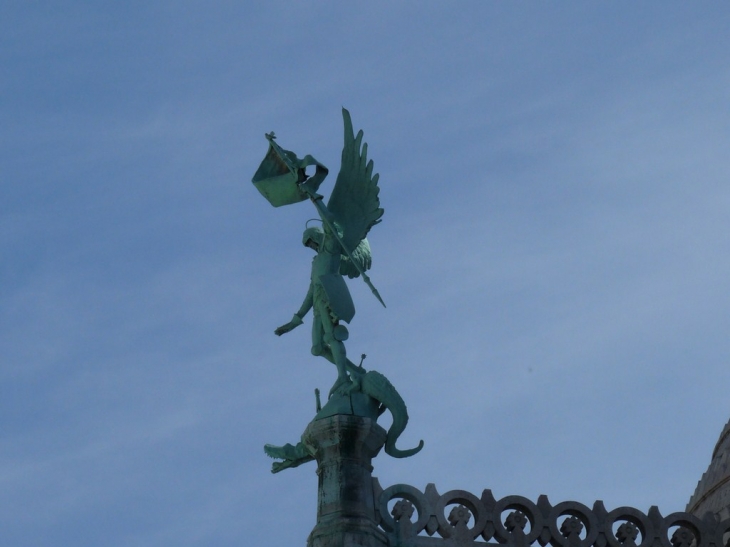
688,418,730,520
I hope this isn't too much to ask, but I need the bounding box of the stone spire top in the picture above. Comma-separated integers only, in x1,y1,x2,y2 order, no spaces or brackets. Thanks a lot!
687,417,730,519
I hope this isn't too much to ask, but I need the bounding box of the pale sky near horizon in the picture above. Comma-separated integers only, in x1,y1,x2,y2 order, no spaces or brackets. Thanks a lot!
2,3,730,546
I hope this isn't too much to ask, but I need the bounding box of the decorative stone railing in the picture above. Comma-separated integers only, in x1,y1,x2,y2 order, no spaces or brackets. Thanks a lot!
374,482,729,547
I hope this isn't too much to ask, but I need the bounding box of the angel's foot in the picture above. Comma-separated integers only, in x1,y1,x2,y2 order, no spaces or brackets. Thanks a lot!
328,374,352,398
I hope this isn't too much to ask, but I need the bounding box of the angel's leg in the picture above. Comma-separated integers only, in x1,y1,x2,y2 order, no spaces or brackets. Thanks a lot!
320,319,350,397
311,301,354,396
310,309,325,358
313,343,358,376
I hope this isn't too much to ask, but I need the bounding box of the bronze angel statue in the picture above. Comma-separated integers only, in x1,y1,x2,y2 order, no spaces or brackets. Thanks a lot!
253,108,385,398
253,109,424,468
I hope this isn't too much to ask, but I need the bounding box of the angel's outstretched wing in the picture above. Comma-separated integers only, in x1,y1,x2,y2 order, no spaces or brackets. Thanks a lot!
327,109,384,252
339,238,372,279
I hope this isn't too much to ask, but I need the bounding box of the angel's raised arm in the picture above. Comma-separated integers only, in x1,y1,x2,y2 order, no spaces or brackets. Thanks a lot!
298,154,329,201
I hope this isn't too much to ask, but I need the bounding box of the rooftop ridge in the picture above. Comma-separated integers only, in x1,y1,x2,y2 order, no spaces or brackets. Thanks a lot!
687,417,730,516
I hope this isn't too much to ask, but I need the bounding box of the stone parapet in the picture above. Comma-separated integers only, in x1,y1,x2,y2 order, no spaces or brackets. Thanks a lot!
375,483,728,547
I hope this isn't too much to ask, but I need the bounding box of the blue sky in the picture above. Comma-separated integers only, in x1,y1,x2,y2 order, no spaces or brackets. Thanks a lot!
2,2,730,546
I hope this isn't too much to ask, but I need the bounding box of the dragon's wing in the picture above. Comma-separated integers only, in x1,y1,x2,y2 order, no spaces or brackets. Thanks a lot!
339,238,372,279
327,108,384,251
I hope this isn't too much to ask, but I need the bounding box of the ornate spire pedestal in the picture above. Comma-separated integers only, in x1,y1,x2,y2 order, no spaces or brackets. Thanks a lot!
254,110,422,546
303,414,388,547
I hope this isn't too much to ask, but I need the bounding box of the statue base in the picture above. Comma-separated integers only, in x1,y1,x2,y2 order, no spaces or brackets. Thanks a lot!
303,414,388,547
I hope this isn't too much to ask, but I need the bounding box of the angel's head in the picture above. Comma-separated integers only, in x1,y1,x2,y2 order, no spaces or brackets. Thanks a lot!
302,226,324,252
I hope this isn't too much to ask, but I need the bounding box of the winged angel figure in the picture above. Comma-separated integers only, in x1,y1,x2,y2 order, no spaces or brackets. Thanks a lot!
253,109,385,398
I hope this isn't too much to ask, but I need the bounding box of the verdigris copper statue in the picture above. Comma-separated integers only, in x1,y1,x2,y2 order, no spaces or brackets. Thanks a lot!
252,109,423,473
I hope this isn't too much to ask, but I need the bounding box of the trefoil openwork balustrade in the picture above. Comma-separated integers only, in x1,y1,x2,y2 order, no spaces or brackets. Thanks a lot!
374,482,730,547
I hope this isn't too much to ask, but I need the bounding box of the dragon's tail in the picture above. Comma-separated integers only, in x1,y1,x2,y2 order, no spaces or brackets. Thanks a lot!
383,404,424,458
385,434,424,458
358,368,424,458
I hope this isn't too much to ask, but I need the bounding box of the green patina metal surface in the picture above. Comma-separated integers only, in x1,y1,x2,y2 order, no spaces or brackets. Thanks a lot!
252,133,328,207
252,109,423,473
